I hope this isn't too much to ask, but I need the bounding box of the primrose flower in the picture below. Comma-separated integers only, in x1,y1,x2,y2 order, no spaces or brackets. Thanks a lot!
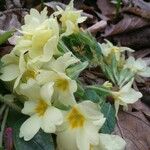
44,52,79,73
99,40,134,61
0,51,41,90
19,80,63,141
111,79,142,115
124,56,150,77
36,70,77,106
36,52,78,106
14,11,59,62
93,134,126,150
21,8,48,34
54,0,87,36
0,51,26,89
56,101,106,150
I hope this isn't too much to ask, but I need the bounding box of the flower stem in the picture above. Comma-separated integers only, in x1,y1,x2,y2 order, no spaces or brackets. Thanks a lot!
0,107,9,147
0,95,21,113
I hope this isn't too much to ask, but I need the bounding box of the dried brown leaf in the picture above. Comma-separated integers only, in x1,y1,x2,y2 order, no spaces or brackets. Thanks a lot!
103,14,150,37
114,110,150,150
122,0,150,19
96,0,116,19
112,26,150,49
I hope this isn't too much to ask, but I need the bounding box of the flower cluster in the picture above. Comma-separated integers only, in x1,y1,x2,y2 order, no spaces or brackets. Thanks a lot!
1,0,149,150
99,40,150,115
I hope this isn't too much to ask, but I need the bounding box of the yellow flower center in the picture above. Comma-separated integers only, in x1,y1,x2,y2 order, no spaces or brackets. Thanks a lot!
23,69,37,80
90,144,94,150
111,47,120,53
55,78,69,91
35,99,48,116
67,107,85,129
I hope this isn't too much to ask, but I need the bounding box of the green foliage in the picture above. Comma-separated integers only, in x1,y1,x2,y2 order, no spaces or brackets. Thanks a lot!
100,102,116,134
115,0,122,15
100,55,134,87
0,31,14,45
61,32,101,62
66,61,88,79
13,117,55,150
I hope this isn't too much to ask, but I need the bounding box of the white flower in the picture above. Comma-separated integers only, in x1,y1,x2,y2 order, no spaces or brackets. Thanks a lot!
36,52,78,106
44,52,79,73
99,40,134,61
54,0,87,36
19,80,63,141
21,8,48,34
56,101,106,150
15,10,60,62
124,56,150,77
36,70,77,106
111,79,142,115
93,134,126,150
0,51,40,90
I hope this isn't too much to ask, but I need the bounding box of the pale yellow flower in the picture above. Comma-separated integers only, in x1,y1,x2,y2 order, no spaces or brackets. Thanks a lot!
99,40,134,61
124,56,150,77
0,51,40,90
92,134,126,150
21,7,48,34
111,79,142,115
54,0,87,36
19,80,63,141
57,101,106,150
14,8,60,62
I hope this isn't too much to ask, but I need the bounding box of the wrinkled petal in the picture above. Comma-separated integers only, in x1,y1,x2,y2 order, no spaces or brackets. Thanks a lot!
19,115,41,141
41,106,63,133
19,79,40,100
138,67,150,77
97,134,126,150
0,64,19,81
50,52,79,73
21,101,37,115
120,89,142,104
57,129,77,150
40,82,54,104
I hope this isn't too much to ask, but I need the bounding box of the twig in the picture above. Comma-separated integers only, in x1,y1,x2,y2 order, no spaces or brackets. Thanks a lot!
0,107,9,147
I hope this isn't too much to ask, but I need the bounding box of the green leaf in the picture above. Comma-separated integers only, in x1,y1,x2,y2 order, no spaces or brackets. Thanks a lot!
83,89,101,103
0,147,4,150
100,102,116,134
74,81,85,98
13,117,55,150
62,32,101,62
66,61,88,79
0,31,14,45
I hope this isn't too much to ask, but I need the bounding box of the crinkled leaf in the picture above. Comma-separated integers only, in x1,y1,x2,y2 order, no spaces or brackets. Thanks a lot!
66,61,88,79
100,102,116,134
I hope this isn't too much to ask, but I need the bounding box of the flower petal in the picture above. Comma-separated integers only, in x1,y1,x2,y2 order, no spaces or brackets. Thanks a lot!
41,107,63,133
40,82,54,104
57,129,77,150
21,101,37,115
0,64,19,81
19,115,41,141
120,88,142,104
98,134,126,150
19,79,40,100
